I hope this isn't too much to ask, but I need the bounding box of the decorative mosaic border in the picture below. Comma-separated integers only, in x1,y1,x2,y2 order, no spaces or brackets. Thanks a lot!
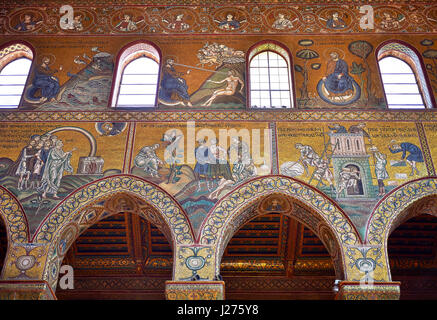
366,177,437,245
200,176,360,246
165,281,225,300
1,0,433,6
198,175,360,280
1,110,437,122
1,4,437,35
0,186,29,243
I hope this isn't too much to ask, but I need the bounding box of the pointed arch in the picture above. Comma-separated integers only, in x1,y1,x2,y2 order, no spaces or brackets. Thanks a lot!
0,41,35,109
32,175,194,290
247,40,295,109
0,186,30,244
33,175,194,245
109,40,161,108
366,177,437,245
198,175,361,279
376,40,435,109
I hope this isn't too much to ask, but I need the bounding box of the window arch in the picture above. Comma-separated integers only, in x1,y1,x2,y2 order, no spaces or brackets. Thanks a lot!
248,41,294,109
377,41,433,109
111,41,161,108
0,42,34,109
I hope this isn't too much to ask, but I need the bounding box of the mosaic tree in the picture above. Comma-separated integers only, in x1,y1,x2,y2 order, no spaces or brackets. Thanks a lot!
295,48,319,107
422,49,437,93
348,40,375,104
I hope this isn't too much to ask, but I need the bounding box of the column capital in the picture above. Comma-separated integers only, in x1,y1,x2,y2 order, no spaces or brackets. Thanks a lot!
0,280,56,300
335,281,401,300
165,281,225,300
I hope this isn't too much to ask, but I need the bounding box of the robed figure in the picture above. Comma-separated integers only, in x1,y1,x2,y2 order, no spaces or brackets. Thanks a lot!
38,140,74,198
323,52,354,95
29,57,61,103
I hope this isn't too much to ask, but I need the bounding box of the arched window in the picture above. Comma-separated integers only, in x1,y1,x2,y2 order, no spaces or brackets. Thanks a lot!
0,42,33,108
378,42,433,109
111,41,160,108
248,42,294,109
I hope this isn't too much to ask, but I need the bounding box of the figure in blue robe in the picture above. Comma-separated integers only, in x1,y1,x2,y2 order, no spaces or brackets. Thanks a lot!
323,52,354,95
28,57,60,103
218,14,241,30
389,141,423,176
326,12,347,29
158,59,192,106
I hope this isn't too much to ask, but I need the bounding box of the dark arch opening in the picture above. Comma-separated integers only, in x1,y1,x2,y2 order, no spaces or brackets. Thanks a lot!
220,211,335,300
56,211,172,300
0,218,7,275
388,214,437,299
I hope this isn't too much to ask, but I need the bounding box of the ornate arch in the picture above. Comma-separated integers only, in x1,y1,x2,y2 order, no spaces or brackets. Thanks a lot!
33,175,194,245
0,186,29,244
31,175,194,290
198,175,361,279
366,177,437,245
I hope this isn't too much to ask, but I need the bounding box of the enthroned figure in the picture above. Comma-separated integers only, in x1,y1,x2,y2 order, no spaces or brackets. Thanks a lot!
322,51,354,97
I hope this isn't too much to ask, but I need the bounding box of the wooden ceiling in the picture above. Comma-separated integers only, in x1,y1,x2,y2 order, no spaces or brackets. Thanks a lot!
48,208,437,299
1,203,436,299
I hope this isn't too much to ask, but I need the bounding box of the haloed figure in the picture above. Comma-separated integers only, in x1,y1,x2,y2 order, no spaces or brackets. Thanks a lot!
38,140,75,199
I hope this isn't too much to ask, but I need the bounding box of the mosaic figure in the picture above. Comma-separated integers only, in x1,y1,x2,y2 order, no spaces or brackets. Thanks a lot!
271,13,295,30
115,14,143,31
389,140,423,176
216,13,245,30
38,139,75,199
134,144,163,178
370,146,389,196
204,70,244,107
27,56,62,103
163,14,190,31
159,58,193,107
379,12,405,30
326,12,347,29
14,13,42,31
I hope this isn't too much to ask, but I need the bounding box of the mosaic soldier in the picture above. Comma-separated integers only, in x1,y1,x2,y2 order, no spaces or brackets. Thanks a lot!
295,143,320,177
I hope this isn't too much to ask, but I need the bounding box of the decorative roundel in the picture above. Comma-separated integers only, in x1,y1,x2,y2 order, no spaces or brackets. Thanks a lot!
264,7,302,32
110,8,145,33
8,9,45,33
15,255,36,271
57,224,79,257
374,6,408,31
315,7,355,31
424,6,437,26
185,256,206,271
